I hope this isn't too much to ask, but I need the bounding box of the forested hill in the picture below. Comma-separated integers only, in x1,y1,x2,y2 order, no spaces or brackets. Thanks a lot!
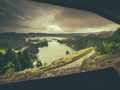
58,28,120,54
0,31,113,38
96,27,120,54
0,32,79,38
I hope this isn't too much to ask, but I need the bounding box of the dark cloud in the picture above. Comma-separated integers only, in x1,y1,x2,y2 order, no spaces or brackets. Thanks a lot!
0,0,61,28
0,0,119,33
54,7,118,31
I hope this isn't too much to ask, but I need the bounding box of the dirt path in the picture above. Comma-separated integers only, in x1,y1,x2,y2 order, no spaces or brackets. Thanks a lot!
55,50,96,70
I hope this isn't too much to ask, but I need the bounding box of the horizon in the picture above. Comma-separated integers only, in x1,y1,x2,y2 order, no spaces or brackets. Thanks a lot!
0,30,114,34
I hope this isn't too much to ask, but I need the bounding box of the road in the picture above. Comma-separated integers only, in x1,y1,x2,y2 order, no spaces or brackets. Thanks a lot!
55,50,96,70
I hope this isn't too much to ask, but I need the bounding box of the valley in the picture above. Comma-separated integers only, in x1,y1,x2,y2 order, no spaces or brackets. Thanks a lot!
0,28,120,84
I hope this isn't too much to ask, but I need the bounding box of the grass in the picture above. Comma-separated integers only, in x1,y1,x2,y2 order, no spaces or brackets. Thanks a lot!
80,54,108,71
14,46,28,53
0,50,6,54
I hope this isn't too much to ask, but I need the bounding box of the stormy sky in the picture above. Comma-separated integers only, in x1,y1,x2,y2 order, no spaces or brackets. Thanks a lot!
0,0,119,33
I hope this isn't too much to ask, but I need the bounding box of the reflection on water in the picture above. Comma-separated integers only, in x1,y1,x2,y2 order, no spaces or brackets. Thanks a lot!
37,37,74,64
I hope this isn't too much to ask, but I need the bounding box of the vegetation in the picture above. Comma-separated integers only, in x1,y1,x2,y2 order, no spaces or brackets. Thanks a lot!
58,28,120,55
0,47,93,83
38,47,93,71
96,28,120,54
0,33,30,50
56,27,120,73
18,50,33,70
0,32,49,76
27,40,48,55
66,50,70,55
80,54,106,71
58,34,102,50
0,48,33,75
1,27,120,83
0,68,42,83
80,28,120,72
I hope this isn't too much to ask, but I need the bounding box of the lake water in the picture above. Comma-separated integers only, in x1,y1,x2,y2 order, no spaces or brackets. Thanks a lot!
37,37,75,64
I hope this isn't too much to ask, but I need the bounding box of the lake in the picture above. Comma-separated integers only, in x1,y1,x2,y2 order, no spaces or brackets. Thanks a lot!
36,37,75,64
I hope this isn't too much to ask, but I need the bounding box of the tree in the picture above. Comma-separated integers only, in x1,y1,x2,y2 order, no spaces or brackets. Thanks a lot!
17,52,25,70
22,50,33,69
66,50,70,55
0,52,4,67
3,48,22,71
112,28,120,42
0,58,5,75
36,60,42,67
96,40,115,54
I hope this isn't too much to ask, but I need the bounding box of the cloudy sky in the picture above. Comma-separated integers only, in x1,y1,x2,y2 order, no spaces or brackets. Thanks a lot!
0,0,119,33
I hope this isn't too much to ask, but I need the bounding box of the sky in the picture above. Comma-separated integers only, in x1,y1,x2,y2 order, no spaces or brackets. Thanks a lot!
0,0,119,33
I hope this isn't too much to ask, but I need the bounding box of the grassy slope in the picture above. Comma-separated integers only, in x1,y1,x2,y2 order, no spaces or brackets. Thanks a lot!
80,52,120,74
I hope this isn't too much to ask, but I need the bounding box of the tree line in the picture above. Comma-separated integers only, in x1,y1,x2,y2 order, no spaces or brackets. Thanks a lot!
58,28,120,55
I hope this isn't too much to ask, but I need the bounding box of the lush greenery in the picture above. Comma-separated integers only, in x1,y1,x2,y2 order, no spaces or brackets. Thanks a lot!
1,28,120,83
0,33,30,50
96,28,120,54
58,28,120,55
0,35,48,75
80,28,120,72
0,48,33,75
0,47,93,83
58,34,102,50
57,27,120,73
